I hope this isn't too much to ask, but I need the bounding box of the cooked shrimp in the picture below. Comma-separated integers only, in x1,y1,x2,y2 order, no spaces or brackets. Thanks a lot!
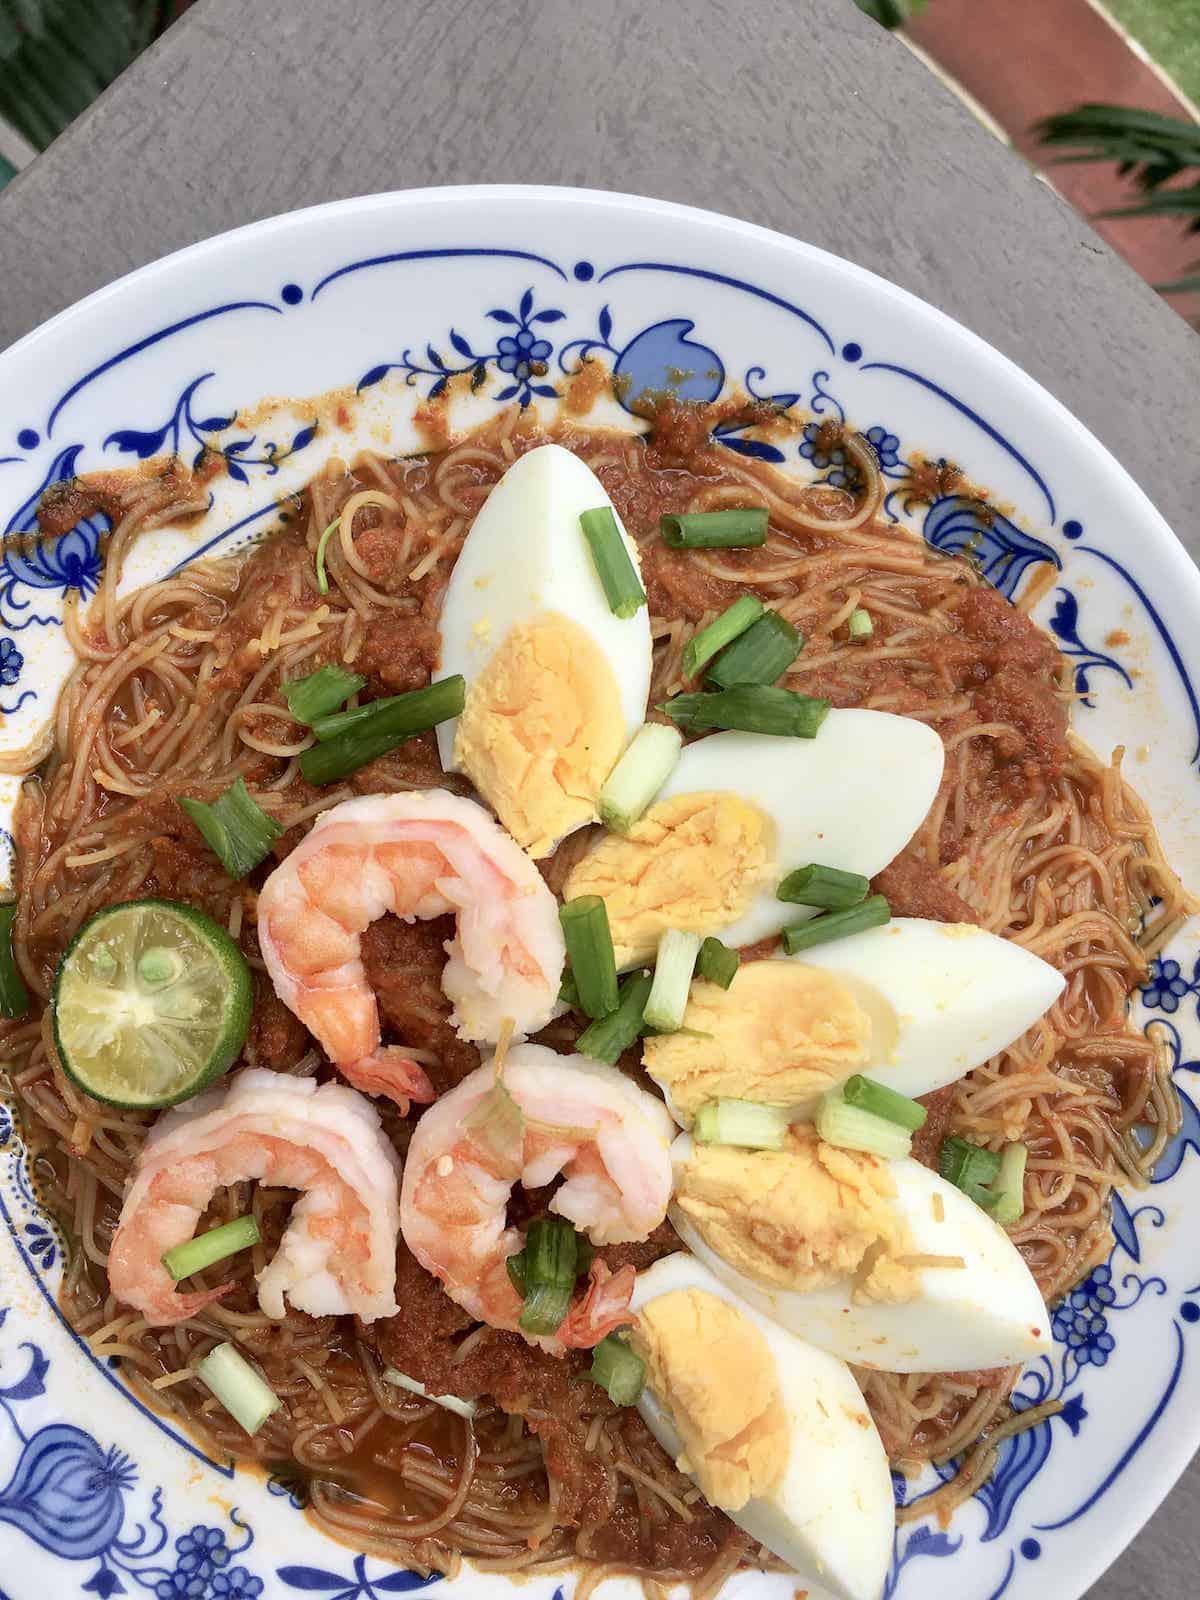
109,1069,402,1327
258,791,565,1106
400,1043,674,1349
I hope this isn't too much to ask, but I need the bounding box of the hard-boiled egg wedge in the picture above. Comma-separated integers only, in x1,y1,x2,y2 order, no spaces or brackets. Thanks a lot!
788,916,1066,1101
436,444,652,858
643,918,1064,1122
669,1131,1051,1373
630,1251,893,1600
563,715,943,966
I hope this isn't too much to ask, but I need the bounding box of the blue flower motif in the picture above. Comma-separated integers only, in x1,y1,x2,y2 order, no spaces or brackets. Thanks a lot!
83,1566,125,1598
212,1566,263,1599
1143,956,1193,1015
0,637,21,686
496,328,552,380
173,1524,229,1576
798,421,846,476
1052,1265,1118,1366
864,425,901,470
154,1572,206,1600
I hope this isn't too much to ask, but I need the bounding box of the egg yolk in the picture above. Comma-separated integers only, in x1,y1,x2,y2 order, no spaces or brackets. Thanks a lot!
643,961,870,1121
632,1287,788,1512
562,791,775,966
674,1130,917,1303
453,612,625,858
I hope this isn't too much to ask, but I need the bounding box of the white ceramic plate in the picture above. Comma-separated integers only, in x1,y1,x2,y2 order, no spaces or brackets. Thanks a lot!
1,187,1198,1600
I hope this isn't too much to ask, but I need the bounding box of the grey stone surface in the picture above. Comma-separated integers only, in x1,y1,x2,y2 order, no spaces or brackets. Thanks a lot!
0,0,1197,1593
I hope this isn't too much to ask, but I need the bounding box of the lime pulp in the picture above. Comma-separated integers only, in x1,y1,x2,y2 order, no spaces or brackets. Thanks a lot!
52,898,253,1108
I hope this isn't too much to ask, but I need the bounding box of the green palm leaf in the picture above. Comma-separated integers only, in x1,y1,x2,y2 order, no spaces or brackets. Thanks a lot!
0,0,162,150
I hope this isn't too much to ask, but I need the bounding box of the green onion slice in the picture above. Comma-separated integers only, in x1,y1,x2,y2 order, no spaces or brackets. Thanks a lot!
782,895,890,954
599,723,683,833
777,862,870,910
706,611,802,689
588,1332,646,1404
506,1250,527,1297
939,1136,1003,1206
0,904,29,1021
816,1093,912,1160
314,518,339,595
559,897,620,1019
299,675,465,785
659,509,769,549
985,1143,1028,1226
642,929,702,1033
179,778,283,880
382,1366,477,1419
523,1218,580,1290
658,685,830,739
163,1215,261,1281
579,506,646,620
197,1342,282,1436
696,936,739,990
519,1281,574,1336
558,969,581,1010
577,970,653,1064
681,596,764,680
693,1098,789,1150
842,1074,927,1132
282,665,366,725
463,1080,524,1163
848,608,874,640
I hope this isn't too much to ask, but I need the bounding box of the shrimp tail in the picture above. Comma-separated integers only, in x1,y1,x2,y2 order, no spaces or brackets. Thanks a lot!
342,1048,437,1113
147,1280,235,1330
558,1259,636,1349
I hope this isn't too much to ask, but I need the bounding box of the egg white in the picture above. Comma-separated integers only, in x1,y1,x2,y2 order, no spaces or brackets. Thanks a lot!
784,916,1065,1100
669,1134,1052,1373
435,443,652,776
645,714,944,950
631,1251,894,1600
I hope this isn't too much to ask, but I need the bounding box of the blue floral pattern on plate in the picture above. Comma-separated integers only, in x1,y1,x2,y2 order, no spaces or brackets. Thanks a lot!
0,215,1197,1600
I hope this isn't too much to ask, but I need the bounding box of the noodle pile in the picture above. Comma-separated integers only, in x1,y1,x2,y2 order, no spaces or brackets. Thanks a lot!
0,401,1191,1587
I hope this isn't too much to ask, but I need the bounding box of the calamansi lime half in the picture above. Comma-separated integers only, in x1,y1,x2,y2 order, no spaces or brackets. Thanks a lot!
52,898,253,1109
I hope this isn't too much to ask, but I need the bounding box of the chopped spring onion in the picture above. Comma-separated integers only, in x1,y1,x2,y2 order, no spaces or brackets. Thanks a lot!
282,664,366,725
163,1215,261,1282
642,929,702,1033
706,612,802,689
0,904,29,1021
197,1342,282,1436
848,608,874,641
310,674,464,743
693,1098,789,1151
781,894,890,955
559,897,620,1019
696,935,739,989
842,1074,927,1133
382,1367,477,1420
816,1092,913,1160
681,596,764,680
985,1143,1028,1226
521,1216,588,1331
576,970,653,1064
939,1135,1002,1207
559,969,581,1010
579,506,646,619
599,723,683,833
587,1332,646,1405
463,1079,524,1162
179,778,283,879
299,675,466,784
777,862,870,911
659,508,769,549
506,1250,527,1297
658,685,830,739
314,518,339,595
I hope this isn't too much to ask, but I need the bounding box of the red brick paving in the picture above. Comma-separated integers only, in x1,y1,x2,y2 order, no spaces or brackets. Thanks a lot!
907,0,1199,321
